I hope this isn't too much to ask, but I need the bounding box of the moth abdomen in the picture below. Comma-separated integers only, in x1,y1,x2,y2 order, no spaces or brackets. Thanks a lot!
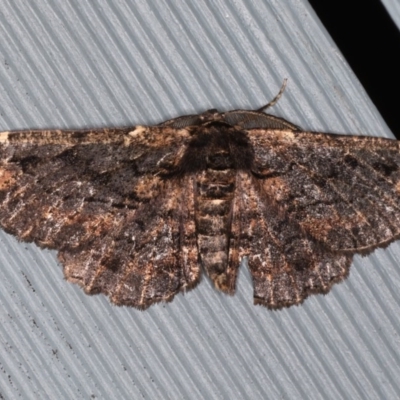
195,164,237,293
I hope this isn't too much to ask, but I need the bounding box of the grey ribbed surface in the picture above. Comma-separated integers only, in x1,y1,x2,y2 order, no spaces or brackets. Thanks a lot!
1,1,400,399
381,0,400,30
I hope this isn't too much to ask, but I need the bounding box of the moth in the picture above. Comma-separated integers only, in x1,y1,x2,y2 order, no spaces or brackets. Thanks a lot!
1,82,399,310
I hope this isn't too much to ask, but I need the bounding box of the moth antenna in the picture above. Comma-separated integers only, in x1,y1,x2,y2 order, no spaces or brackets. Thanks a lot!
256,79,287,112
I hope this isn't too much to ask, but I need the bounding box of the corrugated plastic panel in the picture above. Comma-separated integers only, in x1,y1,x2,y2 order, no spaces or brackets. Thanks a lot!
0,1,399,399
381,0,400,30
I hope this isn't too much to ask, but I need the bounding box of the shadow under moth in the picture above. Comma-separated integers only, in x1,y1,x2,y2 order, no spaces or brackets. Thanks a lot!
1,82,399,310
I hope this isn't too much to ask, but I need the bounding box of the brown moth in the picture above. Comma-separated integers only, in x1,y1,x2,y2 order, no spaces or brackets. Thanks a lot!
1,83,399,310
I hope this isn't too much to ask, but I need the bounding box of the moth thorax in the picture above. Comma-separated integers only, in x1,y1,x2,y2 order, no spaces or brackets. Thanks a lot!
205,149,233,170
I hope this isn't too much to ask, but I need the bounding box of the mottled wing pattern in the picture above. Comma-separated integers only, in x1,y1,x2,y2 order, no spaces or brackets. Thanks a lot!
243,129,400,307
2,107,400,311
0,127,199,309
236,170,351,308
61,174,199,309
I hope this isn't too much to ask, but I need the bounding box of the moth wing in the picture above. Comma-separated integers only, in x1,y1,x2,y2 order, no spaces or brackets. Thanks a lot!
0,127,199,309
60,175,200,309
236,170,351,308
240,129,400,308
248,130,400,253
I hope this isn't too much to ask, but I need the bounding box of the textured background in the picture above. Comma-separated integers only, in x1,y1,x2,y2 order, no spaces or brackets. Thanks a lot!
382,0,400,29
1,1,400,399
